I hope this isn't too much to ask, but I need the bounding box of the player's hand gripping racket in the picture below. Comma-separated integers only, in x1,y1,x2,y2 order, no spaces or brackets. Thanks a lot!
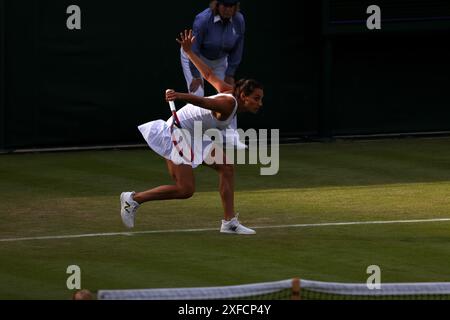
166,90,194,163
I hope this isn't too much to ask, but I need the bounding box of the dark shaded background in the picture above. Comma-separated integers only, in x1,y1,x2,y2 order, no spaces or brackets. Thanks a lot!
0,0,450,150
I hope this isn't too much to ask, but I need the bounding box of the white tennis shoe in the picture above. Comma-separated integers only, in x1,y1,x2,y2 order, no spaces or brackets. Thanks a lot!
220,214,256,235
120,192,140,229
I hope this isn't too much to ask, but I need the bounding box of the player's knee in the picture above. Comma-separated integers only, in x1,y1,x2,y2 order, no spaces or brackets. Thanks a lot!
178,185,195,199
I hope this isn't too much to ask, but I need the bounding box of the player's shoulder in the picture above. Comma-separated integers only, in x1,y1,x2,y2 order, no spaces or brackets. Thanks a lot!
208,92,233,98
210,92,236,104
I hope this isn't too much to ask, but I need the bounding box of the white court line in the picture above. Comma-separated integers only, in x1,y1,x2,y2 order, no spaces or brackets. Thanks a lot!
1,218,450,243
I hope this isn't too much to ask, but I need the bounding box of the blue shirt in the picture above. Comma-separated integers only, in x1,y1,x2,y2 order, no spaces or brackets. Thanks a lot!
190,8,245,78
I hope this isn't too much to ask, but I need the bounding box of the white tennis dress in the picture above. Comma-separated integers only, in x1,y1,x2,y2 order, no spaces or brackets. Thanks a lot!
138,93,238,168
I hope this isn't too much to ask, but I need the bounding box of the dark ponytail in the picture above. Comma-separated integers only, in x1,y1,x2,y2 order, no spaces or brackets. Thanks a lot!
234,79,264,98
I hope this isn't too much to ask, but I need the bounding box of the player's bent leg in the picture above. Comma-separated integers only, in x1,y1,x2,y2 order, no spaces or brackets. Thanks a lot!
169,160,195,199
120,161,195,228
133,162,195,202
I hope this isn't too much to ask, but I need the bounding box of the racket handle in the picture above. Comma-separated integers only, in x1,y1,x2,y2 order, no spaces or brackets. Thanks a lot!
169,101,176,112
166,89,177,112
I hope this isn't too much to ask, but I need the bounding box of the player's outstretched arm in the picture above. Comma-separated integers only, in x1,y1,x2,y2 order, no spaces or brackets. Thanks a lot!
177,29,233,94
166,90,234,116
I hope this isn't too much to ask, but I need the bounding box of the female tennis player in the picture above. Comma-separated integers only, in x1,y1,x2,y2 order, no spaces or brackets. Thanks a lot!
120,29,264,235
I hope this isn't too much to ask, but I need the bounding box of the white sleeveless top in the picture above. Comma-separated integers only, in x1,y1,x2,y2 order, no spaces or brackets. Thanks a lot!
167,93,238,134
138,93,238,168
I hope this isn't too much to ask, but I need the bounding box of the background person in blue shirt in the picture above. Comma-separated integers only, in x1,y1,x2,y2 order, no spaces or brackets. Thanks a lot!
181,0,245,96
180,0,246,148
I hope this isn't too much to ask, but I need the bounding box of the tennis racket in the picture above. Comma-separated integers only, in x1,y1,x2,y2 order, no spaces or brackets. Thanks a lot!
167,90,194,163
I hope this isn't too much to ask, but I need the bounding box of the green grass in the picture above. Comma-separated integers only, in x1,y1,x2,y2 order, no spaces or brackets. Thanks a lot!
0,137,450,299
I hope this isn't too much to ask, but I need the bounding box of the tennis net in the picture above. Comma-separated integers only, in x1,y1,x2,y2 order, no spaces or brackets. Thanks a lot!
98,279,294,300
97,278,450,300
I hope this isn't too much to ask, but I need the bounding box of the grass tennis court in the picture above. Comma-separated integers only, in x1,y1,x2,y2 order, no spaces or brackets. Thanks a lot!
1,137,450,299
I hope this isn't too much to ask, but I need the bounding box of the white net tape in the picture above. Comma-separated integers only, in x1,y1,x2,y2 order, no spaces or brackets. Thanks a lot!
98,279,293,300
97,279,450,300
301,280,450,296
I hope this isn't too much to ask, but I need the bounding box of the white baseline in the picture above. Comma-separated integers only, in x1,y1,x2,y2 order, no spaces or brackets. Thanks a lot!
1,218,449,243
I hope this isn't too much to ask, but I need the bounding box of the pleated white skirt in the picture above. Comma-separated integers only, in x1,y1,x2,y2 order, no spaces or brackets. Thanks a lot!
138,120,214,168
